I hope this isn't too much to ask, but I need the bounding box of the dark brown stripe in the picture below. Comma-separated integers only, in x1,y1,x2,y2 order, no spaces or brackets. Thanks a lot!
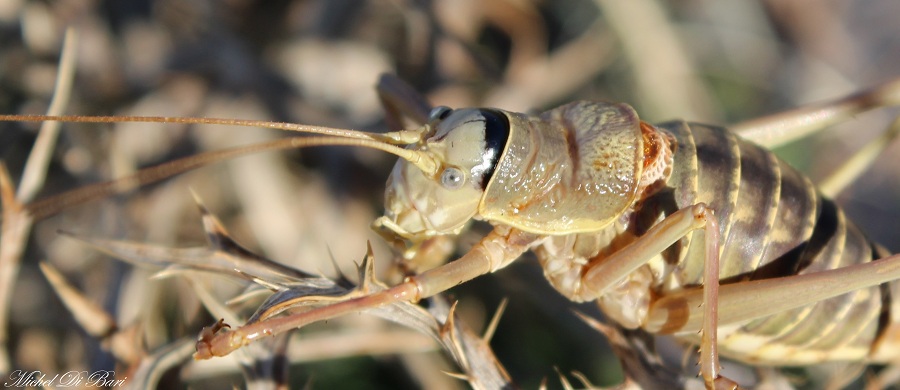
664,124,739,283
748,196,838,281
720,138,781,277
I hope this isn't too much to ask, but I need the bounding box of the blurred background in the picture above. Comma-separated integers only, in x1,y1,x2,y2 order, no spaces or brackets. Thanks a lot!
0,0,899,388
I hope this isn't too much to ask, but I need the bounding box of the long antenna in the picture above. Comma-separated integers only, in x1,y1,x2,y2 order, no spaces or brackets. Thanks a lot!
1,114,444,218
21,136,436,219
0,114,439,174
0,114,428,144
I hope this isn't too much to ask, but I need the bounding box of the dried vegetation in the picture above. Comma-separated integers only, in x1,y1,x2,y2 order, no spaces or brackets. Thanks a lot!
0,1,899,389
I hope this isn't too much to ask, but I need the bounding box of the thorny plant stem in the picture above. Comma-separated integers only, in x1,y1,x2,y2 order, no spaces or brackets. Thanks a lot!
195,282,420,358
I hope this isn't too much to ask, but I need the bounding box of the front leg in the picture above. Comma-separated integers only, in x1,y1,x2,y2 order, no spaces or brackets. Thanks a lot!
194,226,538,359
578,203,737,389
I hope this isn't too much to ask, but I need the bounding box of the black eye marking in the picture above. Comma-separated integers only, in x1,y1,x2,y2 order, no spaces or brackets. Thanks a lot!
476,109,510,190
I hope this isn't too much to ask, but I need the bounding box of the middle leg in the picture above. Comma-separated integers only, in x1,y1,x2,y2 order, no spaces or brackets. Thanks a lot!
577,203,733,388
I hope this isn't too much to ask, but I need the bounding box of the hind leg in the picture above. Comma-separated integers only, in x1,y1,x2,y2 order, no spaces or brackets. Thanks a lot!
575,204,737,388
733,78,900,148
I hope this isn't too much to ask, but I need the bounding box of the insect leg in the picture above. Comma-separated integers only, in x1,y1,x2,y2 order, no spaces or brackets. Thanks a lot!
194,227,538,359
646,252,900,334
577,203,733,388
376,73,433,130
645,250,900,388
732,78,900,148
817,115,900,196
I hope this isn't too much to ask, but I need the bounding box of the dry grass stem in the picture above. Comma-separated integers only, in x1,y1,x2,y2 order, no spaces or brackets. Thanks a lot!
0,2,897,388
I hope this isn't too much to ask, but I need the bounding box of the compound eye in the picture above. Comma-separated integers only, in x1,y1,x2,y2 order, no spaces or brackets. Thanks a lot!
439,166,466,190
428,106,453,122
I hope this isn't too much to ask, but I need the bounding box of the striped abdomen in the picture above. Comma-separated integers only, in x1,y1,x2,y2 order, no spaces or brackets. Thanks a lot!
643,121,893,365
